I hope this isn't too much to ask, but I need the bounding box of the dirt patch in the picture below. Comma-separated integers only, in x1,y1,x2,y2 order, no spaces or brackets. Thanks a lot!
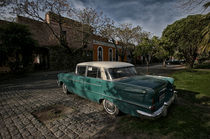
33,104,74,123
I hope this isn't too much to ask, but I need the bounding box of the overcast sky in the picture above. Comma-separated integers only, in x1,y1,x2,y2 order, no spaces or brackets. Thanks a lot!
70,0,207,37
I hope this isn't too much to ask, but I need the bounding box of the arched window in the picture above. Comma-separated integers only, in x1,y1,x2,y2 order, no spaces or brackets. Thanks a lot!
109,48,113,61
97,46,103,61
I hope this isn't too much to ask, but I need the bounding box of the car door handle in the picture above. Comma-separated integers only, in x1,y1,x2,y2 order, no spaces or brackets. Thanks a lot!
96,81,101,83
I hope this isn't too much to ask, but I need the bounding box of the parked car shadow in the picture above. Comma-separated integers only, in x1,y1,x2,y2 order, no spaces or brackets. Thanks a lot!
93,88,210,138
176,89,210,105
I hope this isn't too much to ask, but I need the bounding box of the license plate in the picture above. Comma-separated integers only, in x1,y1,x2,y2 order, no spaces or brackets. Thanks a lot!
159,93,165,102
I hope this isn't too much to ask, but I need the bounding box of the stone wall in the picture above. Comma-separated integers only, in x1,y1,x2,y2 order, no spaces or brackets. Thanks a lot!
16,13,93,50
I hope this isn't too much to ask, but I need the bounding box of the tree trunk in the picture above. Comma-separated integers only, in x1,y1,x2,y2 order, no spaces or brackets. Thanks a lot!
112,38,118,61
146,57,149,74
163,59,166,67
188,61,194,69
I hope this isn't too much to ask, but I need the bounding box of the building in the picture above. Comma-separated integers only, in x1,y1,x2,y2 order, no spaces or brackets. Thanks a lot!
0,12,128,71
92,35,127,62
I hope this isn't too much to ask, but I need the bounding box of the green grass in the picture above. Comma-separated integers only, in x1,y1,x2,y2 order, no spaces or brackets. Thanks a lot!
172,69,210,98
118,105,209,139
116,69,210,139
194,62,210,69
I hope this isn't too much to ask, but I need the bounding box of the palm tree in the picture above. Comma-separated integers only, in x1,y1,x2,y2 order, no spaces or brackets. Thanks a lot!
200,12,210,53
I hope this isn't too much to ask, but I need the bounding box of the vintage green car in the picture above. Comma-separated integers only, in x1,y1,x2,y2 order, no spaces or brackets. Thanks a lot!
57,62,177,118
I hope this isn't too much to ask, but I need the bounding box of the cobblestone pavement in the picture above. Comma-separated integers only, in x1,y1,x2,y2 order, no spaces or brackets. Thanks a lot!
0,72,115,138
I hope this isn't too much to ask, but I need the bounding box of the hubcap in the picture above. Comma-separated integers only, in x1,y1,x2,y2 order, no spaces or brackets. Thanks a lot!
104,100,116,114
63,84,67,93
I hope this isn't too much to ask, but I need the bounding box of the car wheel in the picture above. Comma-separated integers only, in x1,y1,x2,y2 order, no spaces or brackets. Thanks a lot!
103,99,119,116
62,84,69,94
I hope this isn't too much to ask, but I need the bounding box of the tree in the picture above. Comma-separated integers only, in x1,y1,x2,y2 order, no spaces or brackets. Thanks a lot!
0,23,37,72
180,0,210,12
0,0,15,21
200,13,210,53
11,0,73,50
115,24,142,62
162,13,210,68
154,38,170,67
76,8,113,35
99,23,120,61
179,1,210,54
135,37,155,72
76,8,113,50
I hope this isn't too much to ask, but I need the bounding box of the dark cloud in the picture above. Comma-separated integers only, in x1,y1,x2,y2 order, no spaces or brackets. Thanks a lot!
71,0,201,36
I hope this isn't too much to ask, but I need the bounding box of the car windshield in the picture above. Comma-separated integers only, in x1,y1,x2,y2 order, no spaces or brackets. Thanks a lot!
108,66,137,79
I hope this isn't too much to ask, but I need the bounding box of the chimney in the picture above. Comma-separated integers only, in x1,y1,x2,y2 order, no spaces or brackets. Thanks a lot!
45,12,50,24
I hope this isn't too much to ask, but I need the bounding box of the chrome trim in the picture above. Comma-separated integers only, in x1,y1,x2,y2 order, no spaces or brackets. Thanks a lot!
159,87,167,93
68,78,102,87
70,79,83,84
87,89,149,109
137,93,177,118
83,81,102,87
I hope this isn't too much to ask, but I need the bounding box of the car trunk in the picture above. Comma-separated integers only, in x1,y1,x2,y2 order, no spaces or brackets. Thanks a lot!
117,75,168,90
117,75,173,112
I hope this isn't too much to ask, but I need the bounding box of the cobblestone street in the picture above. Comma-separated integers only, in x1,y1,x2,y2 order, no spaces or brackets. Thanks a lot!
0,72,115,138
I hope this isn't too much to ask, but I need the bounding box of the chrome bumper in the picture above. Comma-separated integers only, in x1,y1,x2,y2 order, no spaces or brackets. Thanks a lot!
137,91,177,118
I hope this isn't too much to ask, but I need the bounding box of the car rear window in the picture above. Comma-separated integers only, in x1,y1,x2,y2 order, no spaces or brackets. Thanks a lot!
108,66,137,79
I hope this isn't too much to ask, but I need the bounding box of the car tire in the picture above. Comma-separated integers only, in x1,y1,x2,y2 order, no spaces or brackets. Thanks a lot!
62,84,69,94
103,99,119,116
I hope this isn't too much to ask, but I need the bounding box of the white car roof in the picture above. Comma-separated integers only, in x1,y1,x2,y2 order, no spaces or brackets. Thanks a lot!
77,61,134,69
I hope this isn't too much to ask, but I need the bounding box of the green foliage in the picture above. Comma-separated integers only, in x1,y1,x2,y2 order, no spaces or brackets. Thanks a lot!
203,2,210,9
200,13,210,53
135,36,169,65
135,37,154,65
152,37,169,61
0,22,37,72
162,13,210,68
194,60,210,69
154,47,169,61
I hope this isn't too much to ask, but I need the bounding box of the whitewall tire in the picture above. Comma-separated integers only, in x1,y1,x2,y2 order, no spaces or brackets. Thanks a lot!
103,99,119,116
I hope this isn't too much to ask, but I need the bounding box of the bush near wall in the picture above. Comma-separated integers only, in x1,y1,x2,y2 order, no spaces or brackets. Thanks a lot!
48,46,92,71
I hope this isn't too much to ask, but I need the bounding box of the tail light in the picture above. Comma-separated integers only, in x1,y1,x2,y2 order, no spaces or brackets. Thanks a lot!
149,105,155,111
149,98,155,111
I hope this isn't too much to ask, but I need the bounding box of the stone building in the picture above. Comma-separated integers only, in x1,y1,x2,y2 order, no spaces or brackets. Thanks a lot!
0,12,128,71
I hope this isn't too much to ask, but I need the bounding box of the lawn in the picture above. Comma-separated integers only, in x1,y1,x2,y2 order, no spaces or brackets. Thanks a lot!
114,69,210,139
173,69,210,98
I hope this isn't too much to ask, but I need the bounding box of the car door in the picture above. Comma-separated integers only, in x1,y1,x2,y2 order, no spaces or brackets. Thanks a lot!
84,66,102,102
70,66,86,95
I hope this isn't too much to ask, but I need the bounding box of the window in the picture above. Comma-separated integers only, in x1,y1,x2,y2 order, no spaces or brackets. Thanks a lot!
97,46,103,61
87,66,101,78
108,67,137,79
109,48,113,61
115,49,119,61
77,66,86,76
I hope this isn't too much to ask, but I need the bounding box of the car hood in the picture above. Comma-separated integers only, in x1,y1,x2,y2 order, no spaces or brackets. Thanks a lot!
117,75,168,90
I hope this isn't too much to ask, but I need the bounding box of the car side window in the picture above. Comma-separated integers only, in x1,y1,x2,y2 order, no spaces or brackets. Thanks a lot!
77,66,86,76
87,66,101,79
